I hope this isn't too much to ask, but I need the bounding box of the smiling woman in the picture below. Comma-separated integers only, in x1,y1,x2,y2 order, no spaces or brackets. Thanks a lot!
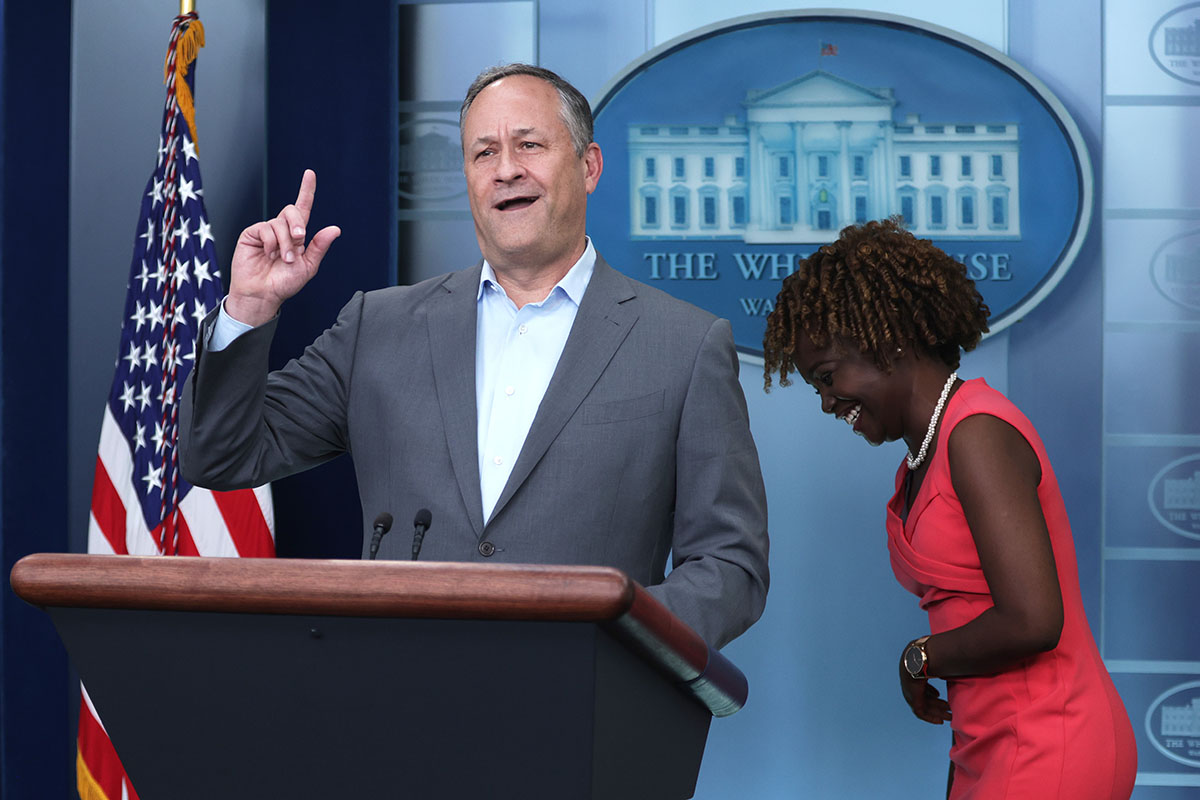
762,219,1137,800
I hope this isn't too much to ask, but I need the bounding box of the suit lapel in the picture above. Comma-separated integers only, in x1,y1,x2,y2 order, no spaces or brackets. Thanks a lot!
488,257,638,523
426,264,486,537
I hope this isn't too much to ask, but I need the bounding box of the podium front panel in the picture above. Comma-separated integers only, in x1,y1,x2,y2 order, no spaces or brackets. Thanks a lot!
51,607,711,799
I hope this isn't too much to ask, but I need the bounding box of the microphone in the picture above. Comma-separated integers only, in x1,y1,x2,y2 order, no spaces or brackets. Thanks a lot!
411,508,432,561
368,512,393,560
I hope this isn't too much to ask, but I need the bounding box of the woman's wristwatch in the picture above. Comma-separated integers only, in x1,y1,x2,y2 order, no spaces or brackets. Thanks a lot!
903,635,932,679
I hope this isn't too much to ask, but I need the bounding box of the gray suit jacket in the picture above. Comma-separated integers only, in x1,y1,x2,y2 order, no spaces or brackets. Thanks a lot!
180,256,769,648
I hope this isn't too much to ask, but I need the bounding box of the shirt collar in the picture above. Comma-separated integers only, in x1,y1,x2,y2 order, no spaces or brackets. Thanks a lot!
476,237,596,306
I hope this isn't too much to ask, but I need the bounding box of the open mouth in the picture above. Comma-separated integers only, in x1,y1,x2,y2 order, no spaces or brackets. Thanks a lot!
495,196,537,211
838,403,862,428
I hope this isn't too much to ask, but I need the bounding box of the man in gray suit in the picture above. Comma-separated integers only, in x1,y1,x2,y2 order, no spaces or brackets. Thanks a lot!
180,64,768,649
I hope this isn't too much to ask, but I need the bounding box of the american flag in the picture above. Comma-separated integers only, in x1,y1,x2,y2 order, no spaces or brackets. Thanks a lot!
78,14,273,800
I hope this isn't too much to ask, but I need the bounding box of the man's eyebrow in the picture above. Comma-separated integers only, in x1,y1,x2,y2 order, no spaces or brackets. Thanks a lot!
469,127,540,150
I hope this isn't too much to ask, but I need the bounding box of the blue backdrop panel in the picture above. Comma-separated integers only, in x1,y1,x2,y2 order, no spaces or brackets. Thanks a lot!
1104,105,1200,210
1104,560,1200,662
1129,784,1200,800
1105,219,1200,323
1113,672,1200,792
1106,444,1200,549
1105,330,1200,436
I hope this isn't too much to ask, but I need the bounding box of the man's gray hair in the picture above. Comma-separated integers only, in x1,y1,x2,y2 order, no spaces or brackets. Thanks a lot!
460,63,593,157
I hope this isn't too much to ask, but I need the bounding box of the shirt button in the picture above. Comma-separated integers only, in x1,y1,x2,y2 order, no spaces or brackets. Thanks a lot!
518,324,528,334
492,456,503,466
478,541,495,557
504,385,515,396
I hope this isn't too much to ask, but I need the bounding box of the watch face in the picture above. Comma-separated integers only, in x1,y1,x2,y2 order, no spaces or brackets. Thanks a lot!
904,643,925,677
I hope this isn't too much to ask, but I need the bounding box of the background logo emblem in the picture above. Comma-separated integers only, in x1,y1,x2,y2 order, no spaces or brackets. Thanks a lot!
1150,3,1200,86
397,117,466,203
590,11,1093,356
1146,681,1200,768
1148,453,1200,541
1150,228,1200,312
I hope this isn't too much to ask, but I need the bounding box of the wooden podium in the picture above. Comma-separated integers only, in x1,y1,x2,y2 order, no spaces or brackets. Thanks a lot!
11,554,747,799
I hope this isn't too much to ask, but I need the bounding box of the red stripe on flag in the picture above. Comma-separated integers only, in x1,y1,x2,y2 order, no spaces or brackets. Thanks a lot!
174,510,200,556
213,489,276,557
90,457,129,555
77,697,130,800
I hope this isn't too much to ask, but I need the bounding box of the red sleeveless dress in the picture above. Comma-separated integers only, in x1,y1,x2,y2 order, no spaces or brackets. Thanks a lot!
886,379,1136,799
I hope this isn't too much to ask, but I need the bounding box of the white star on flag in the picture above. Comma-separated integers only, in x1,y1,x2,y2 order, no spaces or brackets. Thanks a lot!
120,382,136,412
195,218,214,249
148,300,163,330
141,343,157,371
192,256,212,286
141,463,164,494
130,302,147,332
151,420,166,454
149,178,165,207
178,177,198,205
191,298,209,326
123,341,141,371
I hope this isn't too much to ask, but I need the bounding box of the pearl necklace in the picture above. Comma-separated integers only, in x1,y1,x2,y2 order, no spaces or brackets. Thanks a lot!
906,372,958,471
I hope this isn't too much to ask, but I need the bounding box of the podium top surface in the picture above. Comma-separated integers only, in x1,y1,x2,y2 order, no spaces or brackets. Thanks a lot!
12,553,747,716
13,553,636,620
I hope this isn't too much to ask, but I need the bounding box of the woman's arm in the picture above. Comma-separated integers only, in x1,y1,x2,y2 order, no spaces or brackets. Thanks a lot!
920,412,1064,678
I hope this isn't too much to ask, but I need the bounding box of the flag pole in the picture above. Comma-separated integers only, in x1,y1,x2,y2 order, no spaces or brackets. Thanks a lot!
180,0,195,14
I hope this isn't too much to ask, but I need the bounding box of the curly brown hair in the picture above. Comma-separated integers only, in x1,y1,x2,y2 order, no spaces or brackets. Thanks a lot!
763,218,990,390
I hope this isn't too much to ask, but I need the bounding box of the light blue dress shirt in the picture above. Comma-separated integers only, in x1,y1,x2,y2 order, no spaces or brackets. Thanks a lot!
209,238,596,525
475,239,594,522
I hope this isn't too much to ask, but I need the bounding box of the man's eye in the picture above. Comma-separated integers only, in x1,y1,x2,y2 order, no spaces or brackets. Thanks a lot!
818,372,833,386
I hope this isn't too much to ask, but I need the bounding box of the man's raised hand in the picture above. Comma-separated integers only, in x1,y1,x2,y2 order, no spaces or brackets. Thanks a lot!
226,169,341,327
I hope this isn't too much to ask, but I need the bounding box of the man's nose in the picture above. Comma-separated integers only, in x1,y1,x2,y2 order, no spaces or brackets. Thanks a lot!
495,146,524,181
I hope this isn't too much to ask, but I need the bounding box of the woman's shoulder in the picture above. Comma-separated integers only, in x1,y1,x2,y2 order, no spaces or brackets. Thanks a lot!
945,378,1028,429
943,378,1047,464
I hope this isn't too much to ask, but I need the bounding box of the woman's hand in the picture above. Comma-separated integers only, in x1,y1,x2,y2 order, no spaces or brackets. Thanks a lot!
900,657,952,725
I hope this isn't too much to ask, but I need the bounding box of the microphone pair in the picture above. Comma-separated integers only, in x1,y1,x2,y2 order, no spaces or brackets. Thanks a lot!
368,509,431,561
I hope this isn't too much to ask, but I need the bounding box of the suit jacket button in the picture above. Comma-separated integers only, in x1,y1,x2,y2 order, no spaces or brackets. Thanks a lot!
478,541,495,557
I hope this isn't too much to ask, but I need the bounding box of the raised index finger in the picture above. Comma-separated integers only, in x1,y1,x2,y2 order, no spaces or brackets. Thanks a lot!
294,169,317,226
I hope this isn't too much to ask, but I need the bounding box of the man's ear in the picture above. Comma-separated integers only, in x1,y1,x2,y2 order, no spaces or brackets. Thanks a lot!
583,142,603,194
